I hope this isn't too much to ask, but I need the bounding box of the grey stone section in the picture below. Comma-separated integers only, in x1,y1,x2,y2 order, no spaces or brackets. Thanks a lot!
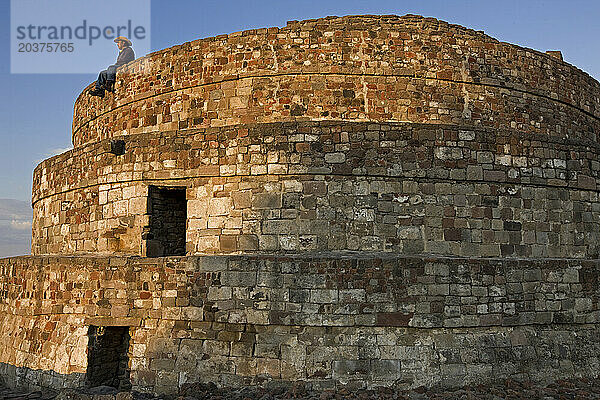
0,362,86,391
181,254,600,329
134,324,600,393
125,254,600,394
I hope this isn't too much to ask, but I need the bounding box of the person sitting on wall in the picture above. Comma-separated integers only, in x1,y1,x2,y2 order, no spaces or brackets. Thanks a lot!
89,36,135,98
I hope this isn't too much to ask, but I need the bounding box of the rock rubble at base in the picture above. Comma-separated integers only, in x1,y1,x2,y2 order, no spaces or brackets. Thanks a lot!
2,378,600,400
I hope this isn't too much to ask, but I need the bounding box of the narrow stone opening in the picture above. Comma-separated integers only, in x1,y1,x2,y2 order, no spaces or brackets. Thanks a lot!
110,139,126,155
146,186,187,257
86,326,131,389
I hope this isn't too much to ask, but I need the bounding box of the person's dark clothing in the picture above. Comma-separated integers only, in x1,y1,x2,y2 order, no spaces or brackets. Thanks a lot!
115,47,135,67
94,46,135,91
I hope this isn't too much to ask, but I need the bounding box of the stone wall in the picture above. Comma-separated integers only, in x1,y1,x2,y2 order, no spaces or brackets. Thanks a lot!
71,15,600,148
31,15,600,258
0,255,598,393
32,122,600,257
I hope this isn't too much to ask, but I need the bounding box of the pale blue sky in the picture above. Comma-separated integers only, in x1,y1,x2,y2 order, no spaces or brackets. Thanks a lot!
1,0,600,202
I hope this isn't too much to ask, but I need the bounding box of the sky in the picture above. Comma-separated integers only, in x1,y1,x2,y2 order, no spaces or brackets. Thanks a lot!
0,0,600,255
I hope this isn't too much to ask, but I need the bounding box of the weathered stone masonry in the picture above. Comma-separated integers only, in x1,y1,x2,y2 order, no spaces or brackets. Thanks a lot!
0,255,598,392
71,15,600,147
32,122,600,257
2,14,600,394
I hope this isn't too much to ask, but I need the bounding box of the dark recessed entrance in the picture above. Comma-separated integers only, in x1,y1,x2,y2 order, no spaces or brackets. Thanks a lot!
146,186,187,257
86,326,131,389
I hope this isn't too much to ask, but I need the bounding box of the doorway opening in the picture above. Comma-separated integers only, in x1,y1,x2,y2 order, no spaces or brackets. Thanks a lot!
86,326,131,389
147,186,187,257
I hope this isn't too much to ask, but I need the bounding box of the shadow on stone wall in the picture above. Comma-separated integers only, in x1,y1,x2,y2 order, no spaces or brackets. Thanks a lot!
0,362,85,391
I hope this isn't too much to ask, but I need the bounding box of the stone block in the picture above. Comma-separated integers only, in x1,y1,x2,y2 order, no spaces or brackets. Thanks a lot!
428,284,449,296
256,358,281,378
339,289,366,303
207,287,232,301
332,360,370,378
310,289,338,303
237,234,258,250
563,269,579,283
208,198,232,216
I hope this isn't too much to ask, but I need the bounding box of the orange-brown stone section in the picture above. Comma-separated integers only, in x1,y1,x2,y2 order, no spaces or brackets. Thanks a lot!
72,15,600,148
